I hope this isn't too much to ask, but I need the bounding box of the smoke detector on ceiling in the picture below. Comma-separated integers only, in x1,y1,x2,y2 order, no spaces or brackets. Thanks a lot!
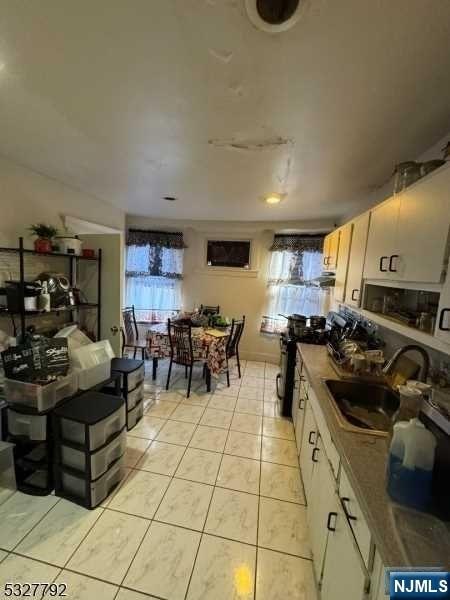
245,0,304,33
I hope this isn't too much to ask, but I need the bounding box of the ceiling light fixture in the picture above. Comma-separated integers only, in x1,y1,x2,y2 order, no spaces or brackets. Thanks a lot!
265,193,283,205
245,0,304,33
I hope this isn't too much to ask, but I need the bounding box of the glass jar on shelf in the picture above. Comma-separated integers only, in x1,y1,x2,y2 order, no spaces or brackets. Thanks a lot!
393,161,421,194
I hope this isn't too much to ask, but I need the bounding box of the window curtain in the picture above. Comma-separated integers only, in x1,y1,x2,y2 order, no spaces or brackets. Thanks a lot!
261,234,326,334
125,229,186,321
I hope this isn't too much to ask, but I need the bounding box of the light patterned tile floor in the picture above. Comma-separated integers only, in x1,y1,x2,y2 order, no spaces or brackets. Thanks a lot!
0,361,317,600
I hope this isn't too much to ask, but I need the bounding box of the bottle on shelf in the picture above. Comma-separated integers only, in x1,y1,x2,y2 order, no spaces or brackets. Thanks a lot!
39,281,51,312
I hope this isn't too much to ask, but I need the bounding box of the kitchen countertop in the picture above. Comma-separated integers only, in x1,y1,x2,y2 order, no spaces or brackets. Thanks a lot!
298,343,450,569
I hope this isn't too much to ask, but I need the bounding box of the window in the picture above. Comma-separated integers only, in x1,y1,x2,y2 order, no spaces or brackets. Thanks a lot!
125,229,186,322
206,240,251,268
261,234,325,334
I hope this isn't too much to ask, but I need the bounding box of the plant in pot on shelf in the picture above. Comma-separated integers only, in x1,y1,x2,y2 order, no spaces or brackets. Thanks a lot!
28,224,59,253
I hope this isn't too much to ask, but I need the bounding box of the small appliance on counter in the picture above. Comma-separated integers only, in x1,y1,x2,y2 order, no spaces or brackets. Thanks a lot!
5,281,42,312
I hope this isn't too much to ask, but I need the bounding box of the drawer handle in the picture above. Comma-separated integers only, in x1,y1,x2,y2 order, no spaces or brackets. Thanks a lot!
389,254,399,272
311,447,320,462
327,511,338,532
299,398,305,410
438,308,450,331
351,289,359,301
379,256,388,272
308,430,316,445
342,497,357,521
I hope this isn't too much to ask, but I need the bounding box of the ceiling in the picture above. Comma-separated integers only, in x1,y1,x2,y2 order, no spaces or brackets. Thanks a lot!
0,0,449,222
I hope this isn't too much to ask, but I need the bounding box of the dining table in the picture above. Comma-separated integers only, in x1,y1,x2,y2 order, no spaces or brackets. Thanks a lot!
146,323,230,390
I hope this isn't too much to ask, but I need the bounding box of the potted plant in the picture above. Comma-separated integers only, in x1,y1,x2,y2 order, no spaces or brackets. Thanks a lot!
28,223,58,253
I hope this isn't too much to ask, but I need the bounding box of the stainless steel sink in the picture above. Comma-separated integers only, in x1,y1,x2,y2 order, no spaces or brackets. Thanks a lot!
323,379,400,436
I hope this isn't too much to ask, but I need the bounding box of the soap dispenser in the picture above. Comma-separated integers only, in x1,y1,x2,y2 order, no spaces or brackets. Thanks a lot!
387,418,436,512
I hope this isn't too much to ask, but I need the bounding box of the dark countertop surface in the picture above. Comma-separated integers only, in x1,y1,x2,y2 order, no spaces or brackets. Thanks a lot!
298,343,450,569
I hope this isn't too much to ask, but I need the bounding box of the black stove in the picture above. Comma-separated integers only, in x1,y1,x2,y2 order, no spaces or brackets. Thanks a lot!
276,312,346,417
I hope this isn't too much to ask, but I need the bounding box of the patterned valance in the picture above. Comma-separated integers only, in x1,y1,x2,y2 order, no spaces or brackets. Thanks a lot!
269,234,324,252
127,229,187,249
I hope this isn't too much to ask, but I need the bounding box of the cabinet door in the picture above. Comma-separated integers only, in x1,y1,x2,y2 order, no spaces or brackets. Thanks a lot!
294,379,307,454
299,401,318,502
363,197,400,280
346,213,370,307
307,437,336,583
323,234,330,269
436,274,450,346
395,166,450,283
334,223,353,302
326,230,341,271
321,494,369,600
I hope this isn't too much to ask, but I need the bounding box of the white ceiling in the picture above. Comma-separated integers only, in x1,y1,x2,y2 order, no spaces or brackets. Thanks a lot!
0,0,449,221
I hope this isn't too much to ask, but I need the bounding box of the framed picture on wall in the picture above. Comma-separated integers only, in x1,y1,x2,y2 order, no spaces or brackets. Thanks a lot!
206,240,251,269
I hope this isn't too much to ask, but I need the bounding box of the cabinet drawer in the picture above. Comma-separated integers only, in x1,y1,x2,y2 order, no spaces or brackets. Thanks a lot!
306,384,340,479
339,467,373,568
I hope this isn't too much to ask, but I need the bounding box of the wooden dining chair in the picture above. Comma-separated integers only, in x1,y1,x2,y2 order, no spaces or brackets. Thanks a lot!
225,316,245,386
200,304,220,316
122,305,147,360
166,319,205,398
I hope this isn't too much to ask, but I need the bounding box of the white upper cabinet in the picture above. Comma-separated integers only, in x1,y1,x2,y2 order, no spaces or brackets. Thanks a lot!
363,164,450,284
395,165,450,283
345,212,370,307
334,222,353,303
323,229,340,271
363,196,400,280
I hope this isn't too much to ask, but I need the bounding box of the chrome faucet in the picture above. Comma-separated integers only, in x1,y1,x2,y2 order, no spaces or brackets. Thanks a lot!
382,344,430,383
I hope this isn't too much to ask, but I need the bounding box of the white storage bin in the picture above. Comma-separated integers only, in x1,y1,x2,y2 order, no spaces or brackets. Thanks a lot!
127,400,144,431
7,409,47,441
0,441,16,506
77,363,111,390
72,340,114,369
127,364,145,391
126,384,143,411
57,392,126,452
59,456,125,508
60,429,126,479
72,340,113,389
5,372,78,413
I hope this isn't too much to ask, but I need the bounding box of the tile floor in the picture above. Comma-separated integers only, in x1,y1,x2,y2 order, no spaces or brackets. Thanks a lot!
0,360,317,600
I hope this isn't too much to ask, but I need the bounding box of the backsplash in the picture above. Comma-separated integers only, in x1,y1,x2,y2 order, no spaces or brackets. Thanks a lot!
339,305,450,387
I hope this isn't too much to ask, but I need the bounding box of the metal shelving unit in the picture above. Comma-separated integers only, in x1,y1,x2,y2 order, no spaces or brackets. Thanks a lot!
0,237,102,341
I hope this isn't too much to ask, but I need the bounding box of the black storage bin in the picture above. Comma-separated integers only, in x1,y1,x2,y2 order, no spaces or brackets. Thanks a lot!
55,456,126,509
111,358,144,392
53,391,126,452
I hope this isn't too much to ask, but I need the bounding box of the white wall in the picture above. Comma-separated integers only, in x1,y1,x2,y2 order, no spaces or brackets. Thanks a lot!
0,155,125,247
126,215,334,363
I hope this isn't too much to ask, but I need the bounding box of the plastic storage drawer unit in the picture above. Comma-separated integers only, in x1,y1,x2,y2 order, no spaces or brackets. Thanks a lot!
58,456,125,508
5,372,78,413
7,408,47,441
0,441,16,505
54,391,125,452
127,399,144,431
126,384,144,411
111,358,144,392
60,428,126,479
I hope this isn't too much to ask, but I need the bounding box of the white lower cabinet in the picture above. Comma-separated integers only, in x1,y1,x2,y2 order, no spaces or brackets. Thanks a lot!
307,436,336,583
320,492,369,600
299,400,318,501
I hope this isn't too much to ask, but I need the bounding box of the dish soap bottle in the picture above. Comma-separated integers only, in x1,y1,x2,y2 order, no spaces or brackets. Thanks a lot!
387,418,436,512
